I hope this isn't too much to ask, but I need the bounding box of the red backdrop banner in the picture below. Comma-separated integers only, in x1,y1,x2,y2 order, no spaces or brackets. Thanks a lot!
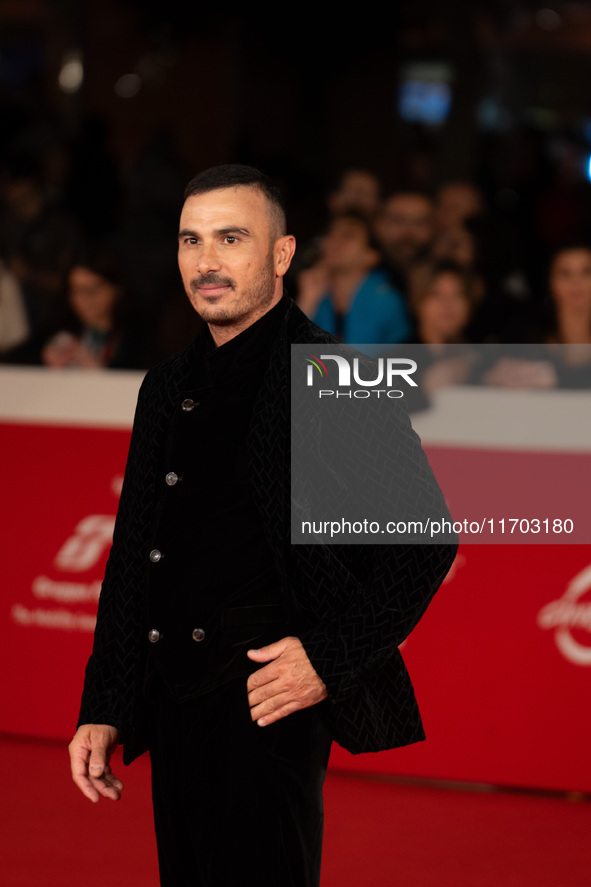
1,423,130,740
1,371,590,792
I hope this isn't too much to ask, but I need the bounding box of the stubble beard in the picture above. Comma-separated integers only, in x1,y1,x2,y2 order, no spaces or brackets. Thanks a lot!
188,251,277,328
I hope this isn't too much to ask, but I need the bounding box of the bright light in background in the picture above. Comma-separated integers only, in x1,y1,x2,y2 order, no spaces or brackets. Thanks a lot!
58,51,83,93
587,154,591,182
398,61,453,126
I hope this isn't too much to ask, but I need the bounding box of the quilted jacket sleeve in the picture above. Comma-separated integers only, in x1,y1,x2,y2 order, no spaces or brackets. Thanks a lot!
294,392,458,703
297,541,456,703
76,369,157,733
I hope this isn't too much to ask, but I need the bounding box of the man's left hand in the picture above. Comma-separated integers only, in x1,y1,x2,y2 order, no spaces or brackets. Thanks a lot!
246,636,327,726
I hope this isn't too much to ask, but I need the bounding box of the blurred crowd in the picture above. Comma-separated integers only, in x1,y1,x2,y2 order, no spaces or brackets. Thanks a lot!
0,120,199,370
293,169,591,391
1,136,591,389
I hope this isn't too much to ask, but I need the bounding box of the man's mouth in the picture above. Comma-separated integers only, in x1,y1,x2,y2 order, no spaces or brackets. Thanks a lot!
191,278,235,298
197,285,231,296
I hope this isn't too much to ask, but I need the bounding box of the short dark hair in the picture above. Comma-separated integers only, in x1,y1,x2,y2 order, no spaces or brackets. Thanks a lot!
183,163,286,237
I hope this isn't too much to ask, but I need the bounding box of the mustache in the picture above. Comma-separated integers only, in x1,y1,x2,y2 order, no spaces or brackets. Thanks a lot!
190,275,236,291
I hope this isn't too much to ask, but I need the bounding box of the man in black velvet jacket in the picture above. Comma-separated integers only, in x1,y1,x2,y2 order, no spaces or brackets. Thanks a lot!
69,165,457,887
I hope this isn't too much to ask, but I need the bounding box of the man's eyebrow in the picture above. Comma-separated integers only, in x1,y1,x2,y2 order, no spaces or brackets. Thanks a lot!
216,226,251,237
177,226,252,240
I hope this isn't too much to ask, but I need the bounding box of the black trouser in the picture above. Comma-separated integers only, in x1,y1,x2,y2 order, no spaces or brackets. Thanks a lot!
147,675,333,887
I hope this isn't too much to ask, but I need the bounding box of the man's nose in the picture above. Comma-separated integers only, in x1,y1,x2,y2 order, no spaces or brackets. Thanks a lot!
197,244,222,274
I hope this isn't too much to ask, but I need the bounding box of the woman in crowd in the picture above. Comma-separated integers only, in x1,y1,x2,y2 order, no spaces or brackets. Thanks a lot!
482,244,591,389
42,245,139,369
409,260,479,346
406,260,480,395
545,244,591,345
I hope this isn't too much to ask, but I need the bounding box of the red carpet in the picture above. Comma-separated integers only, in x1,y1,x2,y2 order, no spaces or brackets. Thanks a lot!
2,735,589,886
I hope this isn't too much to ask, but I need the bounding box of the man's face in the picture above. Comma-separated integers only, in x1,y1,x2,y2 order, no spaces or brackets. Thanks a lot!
376,194,433,268
178,186,293,331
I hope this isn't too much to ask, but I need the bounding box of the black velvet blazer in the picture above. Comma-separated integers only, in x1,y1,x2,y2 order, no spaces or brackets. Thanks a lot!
78,300,457,764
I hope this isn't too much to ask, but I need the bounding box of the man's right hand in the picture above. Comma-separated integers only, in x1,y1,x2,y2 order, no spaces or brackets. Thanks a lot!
69,724,123,803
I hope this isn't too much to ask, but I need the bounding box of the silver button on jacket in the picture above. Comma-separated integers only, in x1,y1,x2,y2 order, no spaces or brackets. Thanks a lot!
165,471,179,486
149,549,162,563
148,629,161,643
192,628,205,642
181,398,197,412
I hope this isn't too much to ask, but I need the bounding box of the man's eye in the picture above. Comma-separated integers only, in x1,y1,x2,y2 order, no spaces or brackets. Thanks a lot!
225,236,238,244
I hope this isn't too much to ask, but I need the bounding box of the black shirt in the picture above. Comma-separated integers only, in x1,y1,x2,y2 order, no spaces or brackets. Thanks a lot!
146,296,291,700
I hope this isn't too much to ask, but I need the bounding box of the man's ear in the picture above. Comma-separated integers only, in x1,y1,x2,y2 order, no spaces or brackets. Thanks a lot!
274,235,296,278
